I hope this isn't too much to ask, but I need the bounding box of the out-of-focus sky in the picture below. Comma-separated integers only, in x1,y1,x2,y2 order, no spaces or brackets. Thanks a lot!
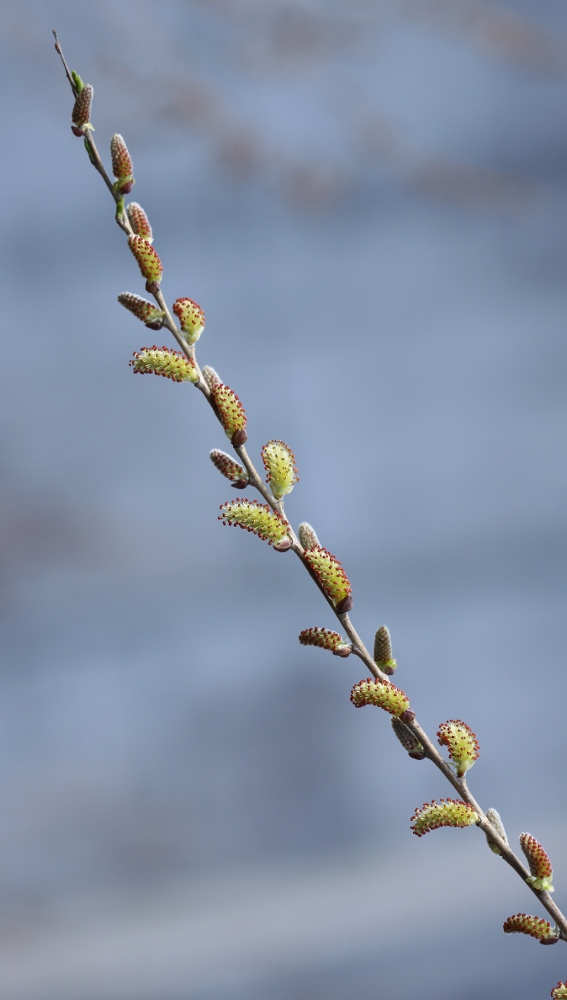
1,1,567,997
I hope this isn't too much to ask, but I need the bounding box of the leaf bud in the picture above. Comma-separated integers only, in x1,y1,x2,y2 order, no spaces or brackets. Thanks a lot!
484,808,508,855
298,522,320,551
202,366,222,390
373,625,397,674
391,717,426,759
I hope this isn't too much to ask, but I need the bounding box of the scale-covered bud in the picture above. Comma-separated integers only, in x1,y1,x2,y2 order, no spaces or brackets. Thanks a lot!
126,202,153,243
350,678,411,718
117,292,164,327
410,799,479,837
128,235,163,286
71,83,93,129
484,808,508,855
219,499,291,548
110,133,134,193
261,440,299,500
551,982,567,998
210,383,247,446
437,719,480,778
303,547,352,612
520,833,554,892
299,627,351,657
503,914,558,945
129,346,199,383
374,625,397,675
172,298,205,345
202,366,222,390
298,522,320,551
391,717,425,759
209,449,248,487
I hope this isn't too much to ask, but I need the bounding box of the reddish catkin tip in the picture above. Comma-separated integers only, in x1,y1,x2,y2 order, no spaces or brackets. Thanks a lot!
71,83,93,128
303,547,352,609
172,298,205,346
129,346,198,383
410,799,479,837
261,440,299,500
210,383,247,445
126,202,153,243
299,627,351,656
218,499,291,547
503,913,558,945
350,678,410,718
209,449,248,486
128,235,163,284
117,292,164,326
437,719,480,777
110,133,134,181
519,833,554,892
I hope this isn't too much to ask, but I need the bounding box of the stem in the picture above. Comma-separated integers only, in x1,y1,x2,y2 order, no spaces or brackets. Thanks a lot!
55,39,567,949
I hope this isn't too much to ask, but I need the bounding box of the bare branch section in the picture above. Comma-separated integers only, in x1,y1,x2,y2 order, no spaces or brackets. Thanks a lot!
53,31,567,991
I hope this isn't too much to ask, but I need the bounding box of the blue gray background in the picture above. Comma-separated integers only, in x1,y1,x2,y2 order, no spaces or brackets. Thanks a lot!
1,1,567,997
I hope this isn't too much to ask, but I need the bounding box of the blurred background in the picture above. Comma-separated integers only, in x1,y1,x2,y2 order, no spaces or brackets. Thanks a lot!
1,1,567,997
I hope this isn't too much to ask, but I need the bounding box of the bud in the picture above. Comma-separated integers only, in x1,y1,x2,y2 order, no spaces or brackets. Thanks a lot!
520,833,554,892
129,346,199,383
172,298,206,345
374,625,397,675
484,808,508,855
210,383,247,446
71,83,93,129
110,134,134,193
551,982,567,998
219,499,291,548
303,547,352,612
71,70,85,93
126,202,153,243
299,627,351,657
261,440,299,500
202,366,222,390
503,914,558,945
350,678,411,718
437,720,480,778
117,292,164,327
298,522,320,551
410,799,479,837
391,717,426,759
128,235,163,287
209,449,248,486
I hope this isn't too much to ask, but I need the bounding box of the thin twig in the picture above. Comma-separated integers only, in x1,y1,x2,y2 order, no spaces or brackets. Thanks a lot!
54,36,567,953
